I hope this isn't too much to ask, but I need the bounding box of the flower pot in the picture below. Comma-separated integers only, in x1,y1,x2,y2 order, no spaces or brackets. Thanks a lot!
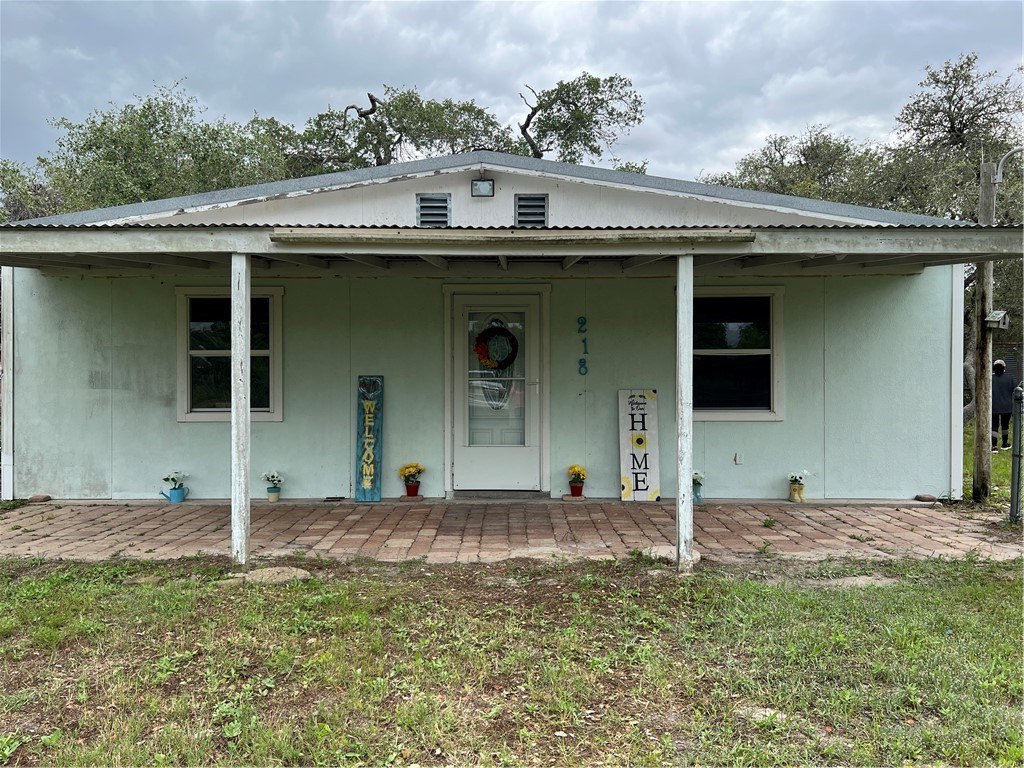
569,482,584,497
405,483,421,497
161,487,188,503
692,482,703,503
267,487,281,502
788,482,804,503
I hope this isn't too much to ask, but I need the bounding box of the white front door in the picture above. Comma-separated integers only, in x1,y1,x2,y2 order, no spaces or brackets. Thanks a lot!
452,294,542,490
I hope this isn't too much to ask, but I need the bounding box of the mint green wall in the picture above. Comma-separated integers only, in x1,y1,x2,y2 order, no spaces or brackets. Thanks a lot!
14,276,115,497
12,267,956,501
823,270,954,498
547,271,954,500
548,278,677,498
349,278,445,497
14,273,449,500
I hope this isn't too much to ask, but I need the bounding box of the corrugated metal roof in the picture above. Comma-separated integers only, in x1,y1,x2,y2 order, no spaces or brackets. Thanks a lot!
2,222,997,231
8,150,965,228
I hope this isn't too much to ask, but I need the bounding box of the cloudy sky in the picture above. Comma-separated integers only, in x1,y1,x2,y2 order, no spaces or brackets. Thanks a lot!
1,0,1021,181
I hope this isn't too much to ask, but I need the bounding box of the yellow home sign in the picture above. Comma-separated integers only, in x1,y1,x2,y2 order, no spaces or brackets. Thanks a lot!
619,389,661,501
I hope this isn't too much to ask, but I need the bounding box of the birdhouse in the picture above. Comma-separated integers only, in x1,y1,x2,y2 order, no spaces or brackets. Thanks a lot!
985,310,1010,330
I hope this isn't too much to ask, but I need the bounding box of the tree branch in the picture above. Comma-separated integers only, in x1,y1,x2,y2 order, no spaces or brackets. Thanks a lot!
518,86,544,159
345,93,382,120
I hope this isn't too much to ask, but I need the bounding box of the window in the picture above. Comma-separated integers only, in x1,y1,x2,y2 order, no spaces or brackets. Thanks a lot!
694,288,783,420
176,287,284,422
417,193,450,227
515,194,548,227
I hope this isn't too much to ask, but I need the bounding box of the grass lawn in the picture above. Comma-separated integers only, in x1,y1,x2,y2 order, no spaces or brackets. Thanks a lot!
963,419,1020,507
1,553,1021,766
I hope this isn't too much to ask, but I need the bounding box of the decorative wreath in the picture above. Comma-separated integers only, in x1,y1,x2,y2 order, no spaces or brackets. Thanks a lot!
474,325,519,370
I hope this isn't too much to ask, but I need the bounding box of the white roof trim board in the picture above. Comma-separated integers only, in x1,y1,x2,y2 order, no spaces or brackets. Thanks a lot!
1,223,1019,276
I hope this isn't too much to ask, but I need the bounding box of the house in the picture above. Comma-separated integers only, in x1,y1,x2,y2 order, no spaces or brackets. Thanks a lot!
1,151,1019,565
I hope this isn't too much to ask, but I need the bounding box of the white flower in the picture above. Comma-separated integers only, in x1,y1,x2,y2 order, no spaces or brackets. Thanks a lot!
692,470,705,484
788,470,807,484
261,471,283,487
163,470,188,489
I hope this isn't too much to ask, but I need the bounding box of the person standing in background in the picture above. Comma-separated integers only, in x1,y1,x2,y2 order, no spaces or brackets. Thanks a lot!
991,359,1016,452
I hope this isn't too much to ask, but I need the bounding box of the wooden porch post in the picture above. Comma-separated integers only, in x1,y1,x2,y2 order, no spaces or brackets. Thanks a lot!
1,267,14,501
676,255,695,570
231,253,251,566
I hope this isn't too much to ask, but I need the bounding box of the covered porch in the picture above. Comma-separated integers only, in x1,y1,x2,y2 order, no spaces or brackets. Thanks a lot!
3,224,1019,572
0,499,1018,564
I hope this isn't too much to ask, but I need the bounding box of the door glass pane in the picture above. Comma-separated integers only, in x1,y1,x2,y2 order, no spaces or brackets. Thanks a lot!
467,311,525,446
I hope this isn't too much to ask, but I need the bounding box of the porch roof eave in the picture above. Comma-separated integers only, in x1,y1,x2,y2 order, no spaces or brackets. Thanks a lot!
0,224,1019,275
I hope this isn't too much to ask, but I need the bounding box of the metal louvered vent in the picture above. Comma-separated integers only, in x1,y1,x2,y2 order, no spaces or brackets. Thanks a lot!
515,194,548,227
417,193,450,227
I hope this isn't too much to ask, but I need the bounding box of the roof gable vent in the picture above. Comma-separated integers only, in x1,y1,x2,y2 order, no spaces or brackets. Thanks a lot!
417,193,450,227
515,194,548,227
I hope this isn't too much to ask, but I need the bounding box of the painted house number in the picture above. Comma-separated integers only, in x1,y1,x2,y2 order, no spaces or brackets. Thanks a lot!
577,316,588,375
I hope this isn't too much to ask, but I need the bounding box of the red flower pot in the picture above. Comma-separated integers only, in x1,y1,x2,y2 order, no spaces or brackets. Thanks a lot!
405,483,421,497
569,483,584,497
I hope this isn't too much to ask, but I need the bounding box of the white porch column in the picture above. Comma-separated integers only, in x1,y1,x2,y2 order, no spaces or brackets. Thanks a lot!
676,255,696,570
1,267,15,501
230,253,251,566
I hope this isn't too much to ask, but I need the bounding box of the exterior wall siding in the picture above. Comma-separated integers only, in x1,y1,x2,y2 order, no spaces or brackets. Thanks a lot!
12,266,956,501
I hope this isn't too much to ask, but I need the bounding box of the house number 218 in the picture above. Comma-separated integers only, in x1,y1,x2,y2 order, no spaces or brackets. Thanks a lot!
577,316,589,375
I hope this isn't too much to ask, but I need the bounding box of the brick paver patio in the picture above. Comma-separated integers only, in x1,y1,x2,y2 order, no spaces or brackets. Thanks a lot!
0,498,1019,565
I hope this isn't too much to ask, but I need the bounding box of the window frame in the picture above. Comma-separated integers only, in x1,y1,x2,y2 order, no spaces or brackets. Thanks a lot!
693,286,785,422
176,286,284,422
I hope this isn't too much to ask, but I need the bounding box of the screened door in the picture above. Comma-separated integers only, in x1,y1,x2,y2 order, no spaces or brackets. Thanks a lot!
452,295,541,490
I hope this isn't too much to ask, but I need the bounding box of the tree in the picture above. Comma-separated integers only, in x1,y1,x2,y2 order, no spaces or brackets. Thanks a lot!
702,55,1022,222
1,74,646,220
518,72,644,164
32,84,293,215
362,87,520,161
896,53,1022,152
886,53,1023,224
296,86,521,172
612,158,649,174
326,75,645,170
701,125,888,206
0,160,64,221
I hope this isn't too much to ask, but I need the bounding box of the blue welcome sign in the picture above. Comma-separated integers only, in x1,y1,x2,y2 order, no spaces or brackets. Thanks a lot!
355,376,383,502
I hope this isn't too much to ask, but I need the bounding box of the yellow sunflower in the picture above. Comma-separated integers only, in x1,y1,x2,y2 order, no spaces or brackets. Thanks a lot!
631,433,648,450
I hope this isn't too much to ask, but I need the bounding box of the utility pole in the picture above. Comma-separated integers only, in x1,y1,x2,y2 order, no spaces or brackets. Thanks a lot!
972,162,996,500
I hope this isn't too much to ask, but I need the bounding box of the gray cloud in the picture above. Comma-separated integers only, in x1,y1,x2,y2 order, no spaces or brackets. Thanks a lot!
1,0,1020,181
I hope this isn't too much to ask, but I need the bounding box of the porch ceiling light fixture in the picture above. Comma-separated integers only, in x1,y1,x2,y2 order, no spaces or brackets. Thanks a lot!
471,178,495,197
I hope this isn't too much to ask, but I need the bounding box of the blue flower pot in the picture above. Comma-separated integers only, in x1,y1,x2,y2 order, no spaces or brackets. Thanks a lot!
161,487,188,503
